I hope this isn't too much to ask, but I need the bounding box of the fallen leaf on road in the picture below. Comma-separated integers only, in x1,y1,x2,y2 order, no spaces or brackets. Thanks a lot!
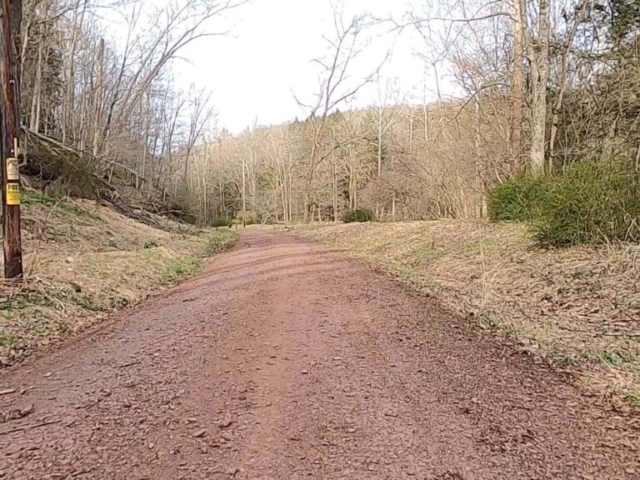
218,419,233,429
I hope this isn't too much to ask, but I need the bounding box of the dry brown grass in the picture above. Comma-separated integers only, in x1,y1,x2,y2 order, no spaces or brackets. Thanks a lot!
0,194,237,367
292,221,640,403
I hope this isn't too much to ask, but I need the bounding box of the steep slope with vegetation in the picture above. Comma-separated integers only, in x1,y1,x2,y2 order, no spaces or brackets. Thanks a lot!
0,0,246,367
18,0,243,226
0,192,237,367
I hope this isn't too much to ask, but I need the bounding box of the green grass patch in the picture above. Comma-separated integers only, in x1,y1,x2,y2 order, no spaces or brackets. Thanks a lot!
0,297,27,311
74,295,107,312
23,191,98,221
406,243,438,266
624,388,640,407
205,230,239,257
598,349,636,366
109,297,130,309
479,311,501,332
22,191,56,206
0,331,16,348
211,217,233,228
162,258,203,286
59,202,100,220
546,350,577,367
152,230,237,287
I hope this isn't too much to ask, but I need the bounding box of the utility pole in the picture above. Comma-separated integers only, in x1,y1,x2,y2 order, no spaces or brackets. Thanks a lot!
0,0,23,280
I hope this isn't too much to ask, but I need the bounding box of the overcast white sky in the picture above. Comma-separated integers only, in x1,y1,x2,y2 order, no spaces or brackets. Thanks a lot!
167,0,454,133
107,0,456,133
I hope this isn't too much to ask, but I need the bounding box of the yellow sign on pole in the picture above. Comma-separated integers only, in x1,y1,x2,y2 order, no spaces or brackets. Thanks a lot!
6,183,20,205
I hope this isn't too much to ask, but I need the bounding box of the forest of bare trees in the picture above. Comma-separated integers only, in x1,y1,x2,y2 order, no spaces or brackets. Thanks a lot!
17,0,640,225
19,0,237,214
170,0,640,224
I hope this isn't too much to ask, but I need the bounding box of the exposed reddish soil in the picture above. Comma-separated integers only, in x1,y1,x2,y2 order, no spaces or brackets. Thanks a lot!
1,231,638,479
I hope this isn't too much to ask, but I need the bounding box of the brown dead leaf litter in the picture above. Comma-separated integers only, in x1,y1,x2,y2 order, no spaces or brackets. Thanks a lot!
0,194,237,367
292,220,640,404
0,231,638,479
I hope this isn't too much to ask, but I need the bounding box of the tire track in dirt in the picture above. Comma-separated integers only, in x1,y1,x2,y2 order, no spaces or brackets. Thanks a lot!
0,231,638,479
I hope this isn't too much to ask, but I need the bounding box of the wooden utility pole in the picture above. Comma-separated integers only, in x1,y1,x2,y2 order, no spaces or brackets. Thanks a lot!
0,0,23,280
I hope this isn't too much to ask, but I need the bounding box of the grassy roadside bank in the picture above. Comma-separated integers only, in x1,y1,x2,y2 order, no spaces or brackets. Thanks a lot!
0,194,238,367
291,221,640,405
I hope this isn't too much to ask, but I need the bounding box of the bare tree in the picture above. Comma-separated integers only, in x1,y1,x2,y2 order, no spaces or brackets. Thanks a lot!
294,6,383,222
529,0,551,175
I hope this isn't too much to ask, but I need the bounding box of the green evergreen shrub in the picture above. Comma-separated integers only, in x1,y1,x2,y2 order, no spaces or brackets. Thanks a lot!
488,175,550,222
533,161,640,245
237,211,257,225
488,160,640,245
342,208,373,223
211,218,230,228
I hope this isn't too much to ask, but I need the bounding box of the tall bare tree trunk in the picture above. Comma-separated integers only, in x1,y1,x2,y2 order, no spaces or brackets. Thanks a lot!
409,105,415,152
377,107,383,176
511,0,525,168
62,0,87,142
92,38,104,159
332,160,338,222
391,193,396,222
474,98,486,217
423,103,428,145
281,183,287,223
242,153,247,228
29,35,42,131
549,0,587,171
530,0,550,175
288,173,293,223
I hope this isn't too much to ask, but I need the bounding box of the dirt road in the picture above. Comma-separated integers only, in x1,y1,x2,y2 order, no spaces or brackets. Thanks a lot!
1,231,638,479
